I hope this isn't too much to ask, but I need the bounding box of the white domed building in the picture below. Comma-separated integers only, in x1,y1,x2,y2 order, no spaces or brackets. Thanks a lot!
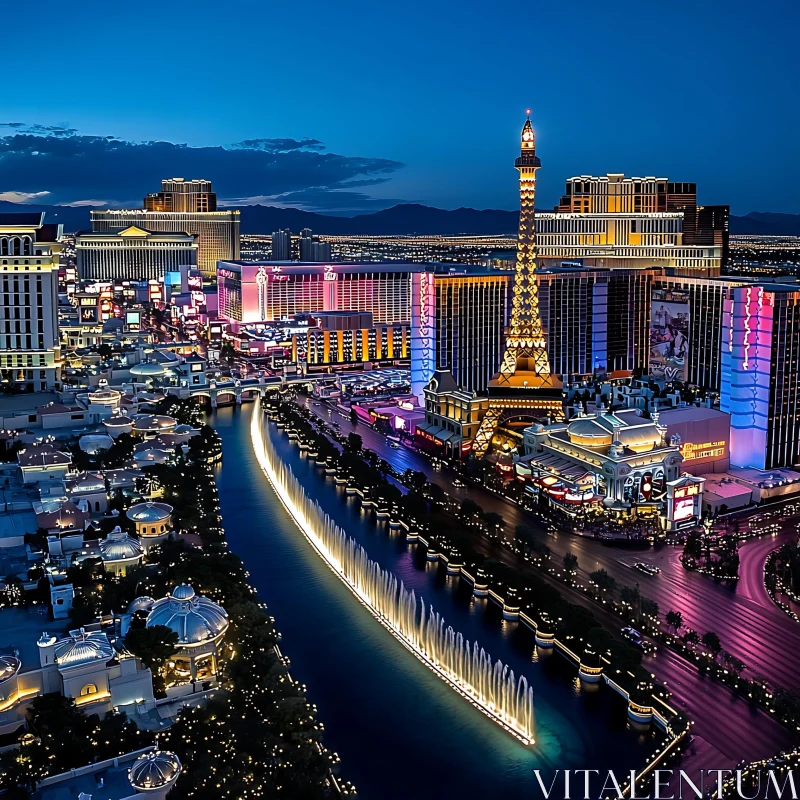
37,628,155,714
0,630,157,737
517,407,698,526
103,413,135,438
129,596,155,615
128,749,182,798
146,584,229,684
100,526,144,575
130,361,168,389
132,414,178,440
126,502,173,553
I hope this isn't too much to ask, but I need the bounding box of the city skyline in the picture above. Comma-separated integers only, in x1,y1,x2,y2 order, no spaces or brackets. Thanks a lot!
1,5,799,799
2,0,799,215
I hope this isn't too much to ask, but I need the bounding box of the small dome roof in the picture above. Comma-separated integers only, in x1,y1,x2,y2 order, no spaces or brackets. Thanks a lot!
126,501,173,523
133,414,177,432
616,425,662,452
100,528,143,562
129,750,181,790
88,389,121,400
128,596,155,614
78,435,114,454
171,584,195,600
0,655,21,685
567,418,613,447
130,362,166,377
103,415,134,428
146,585,229,645
54,629,114,668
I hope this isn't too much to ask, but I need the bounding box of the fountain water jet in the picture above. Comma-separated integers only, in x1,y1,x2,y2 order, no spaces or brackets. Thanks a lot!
250,400,535,744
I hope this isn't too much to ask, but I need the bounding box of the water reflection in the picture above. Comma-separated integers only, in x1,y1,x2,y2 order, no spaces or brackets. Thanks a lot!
212,405,658,800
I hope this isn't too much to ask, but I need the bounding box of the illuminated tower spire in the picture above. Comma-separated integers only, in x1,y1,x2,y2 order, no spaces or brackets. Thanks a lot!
471,112,563,459
501,110,550,377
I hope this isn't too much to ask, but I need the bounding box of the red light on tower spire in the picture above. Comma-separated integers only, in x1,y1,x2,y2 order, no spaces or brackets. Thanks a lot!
525,108,531,116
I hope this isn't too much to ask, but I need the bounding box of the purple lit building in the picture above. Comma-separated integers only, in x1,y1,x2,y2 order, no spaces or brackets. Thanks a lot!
721,284,800,470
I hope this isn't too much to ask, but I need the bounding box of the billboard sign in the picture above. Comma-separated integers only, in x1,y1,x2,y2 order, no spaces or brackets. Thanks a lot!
649,289,690,383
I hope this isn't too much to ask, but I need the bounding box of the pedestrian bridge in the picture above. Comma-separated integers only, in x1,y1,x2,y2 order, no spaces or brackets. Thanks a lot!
166,374,337,408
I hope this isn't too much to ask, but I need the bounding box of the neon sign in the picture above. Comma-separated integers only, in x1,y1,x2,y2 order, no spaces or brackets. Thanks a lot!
256,266,267,321
680,440,726,461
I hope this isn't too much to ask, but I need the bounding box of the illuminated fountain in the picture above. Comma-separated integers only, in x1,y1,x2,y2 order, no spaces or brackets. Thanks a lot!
251,400,535,744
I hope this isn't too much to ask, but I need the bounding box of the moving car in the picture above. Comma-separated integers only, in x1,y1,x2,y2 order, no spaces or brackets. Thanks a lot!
633,562,661,576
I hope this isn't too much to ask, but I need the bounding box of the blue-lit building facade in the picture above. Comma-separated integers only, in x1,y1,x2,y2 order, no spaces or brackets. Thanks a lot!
721,284,800,470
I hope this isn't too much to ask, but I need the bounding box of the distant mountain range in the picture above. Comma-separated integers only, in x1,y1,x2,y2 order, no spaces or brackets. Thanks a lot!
2,200,800,237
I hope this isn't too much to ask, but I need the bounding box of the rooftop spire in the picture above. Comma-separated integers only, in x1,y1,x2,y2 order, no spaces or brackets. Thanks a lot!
521,112,536,153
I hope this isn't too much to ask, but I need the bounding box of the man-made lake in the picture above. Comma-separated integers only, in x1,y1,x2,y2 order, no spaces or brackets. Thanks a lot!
213,404,657,798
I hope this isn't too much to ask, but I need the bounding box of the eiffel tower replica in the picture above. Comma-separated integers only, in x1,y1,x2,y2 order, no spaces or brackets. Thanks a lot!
472,112,564,458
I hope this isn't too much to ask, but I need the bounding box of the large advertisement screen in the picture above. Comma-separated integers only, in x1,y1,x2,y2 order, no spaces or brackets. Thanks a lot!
649,289,690,383
673,497,695,522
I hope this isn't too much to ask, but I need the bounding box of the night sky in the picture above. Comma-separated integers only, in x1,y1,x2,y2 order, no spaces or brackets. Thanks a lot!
2,0,798,214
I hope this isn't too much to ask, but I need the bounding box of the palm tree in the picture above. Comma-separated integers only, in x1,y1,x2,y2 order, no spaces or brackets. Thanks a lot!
682,629,700,646
620,584,641,614
665,610,683,633
701,631,722,660
590,568,617,598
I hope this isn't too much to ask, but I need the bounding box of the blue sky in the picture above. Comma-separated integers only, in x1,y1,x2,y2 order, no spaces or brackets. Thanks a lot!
2,0,798,214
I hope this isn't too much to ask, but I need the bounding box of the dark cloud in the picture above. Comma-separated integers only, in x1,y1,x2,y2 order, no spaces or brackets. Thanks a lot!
1,122,77,137
0,126,405,213
230,138,325,153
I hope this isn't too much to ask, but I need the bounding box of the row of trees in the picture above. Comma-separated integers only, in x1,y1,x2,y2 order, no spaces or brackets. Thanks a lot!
682,531,740,582
765,541,800,598
273,397,647,683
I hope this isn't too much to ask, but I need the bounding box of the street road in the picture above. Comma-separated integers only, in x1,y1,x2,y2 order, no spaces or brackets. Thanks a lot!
301,397,800,693
294,397,799,771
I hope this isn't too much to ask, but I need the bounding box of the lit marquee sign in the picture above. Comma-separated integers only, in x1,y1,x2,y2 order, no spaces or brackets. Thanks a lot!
673,484,700,499
680,441,726,461
323,265,337,282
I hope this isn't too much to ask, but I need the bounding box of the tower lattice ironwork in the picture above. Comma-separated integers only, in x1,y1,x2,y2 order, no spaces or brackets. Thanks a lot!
472,113,564,458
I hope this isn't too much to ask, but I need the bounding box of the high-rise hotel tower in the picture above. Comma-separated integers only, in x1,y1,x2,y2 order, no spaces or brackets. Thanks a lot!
91,178,239,278
535,174,728,276
472,114,564,457
0,213,62,392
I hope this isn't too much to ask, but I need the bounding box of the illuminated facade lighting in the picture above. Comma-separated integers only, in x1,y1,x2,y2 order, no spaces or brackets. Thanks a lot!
472,113,564,458
0,213,63,391
92,178,239,279
721,284,800,470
